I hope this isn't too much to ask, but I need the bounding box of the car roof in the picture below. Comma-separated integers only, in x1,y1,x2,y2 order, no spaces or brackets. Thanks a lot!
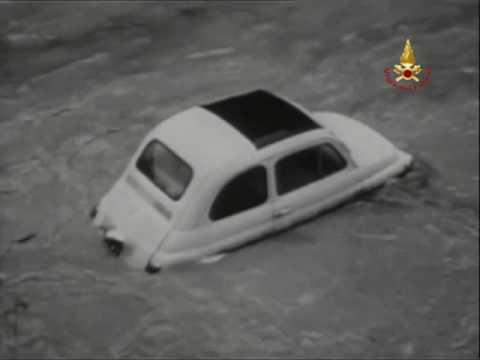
202,90,320,148
149,90,324,178
150,106,258,177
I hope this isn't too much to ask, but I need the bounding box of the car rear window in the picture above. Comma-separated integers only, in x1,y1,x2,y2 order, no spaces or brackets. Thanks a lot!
136,140,193,201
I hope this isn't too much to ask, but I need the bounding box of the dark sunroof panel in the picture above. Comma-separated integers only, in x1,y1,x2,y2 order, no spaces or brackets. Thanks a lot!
202,90,320,148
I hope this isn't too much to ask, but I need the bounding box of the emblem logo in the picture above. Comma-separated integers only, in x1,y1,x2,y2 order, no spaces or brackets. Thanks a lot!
384,38,431,91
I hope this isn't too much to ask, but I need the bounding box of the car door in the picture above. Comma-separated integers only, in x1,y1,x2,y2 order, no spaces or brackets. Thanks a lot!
204,165,274,252
271,141,357,231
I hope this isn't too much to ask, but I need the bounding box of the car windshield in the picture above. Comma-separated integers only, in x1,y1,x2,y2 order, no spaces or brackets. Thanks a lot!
136,140,193,201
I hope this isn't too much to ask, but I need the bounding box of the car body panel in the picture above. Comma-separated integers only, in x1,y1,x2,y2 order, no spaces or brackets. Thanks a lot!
312,111,398,169
154,200,274,267
269,145,359,231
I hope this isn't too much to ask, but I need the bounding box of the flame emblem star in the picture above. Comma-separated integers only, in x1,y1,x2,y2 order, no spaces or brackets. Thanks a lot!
393,39,422,82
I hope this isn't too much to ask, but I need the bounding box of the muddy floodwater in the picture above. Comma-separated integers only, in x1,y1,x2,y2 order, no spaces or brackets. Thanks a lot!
0,1,478,358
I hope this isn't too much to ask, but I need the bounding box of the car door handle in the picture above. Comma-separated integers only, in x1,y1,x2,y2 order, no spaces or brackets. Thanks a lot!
273,207,292,217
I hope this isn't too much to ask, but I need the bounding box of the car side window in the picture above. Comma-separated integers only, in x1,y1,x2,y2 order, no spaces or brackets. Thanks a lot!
210,166,268,221
275,143,347,195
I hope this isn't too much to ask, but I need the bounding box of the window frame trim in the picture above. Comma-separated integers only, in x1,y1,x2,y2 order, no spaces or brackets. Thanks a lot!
208,164,270,222
135,139,194,202
272,140,353,197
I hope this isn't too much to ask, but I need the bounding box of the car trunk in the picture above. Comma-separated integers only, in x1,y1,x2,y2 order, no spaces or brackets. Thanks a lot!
97,174,172,268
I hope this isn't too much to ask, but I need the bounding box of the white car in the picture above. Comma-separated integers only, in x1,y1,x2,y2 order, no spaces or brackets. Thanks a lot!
91,90,412,272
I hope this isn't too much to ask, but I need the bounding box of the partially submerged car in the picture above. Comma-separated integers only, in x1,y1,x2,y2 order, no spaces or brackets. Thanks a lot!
91,89,412,272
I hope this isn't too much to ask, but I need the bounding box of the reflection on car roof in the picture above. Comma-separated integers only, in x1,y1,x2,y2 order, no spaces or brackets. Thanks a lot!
202,89,320,148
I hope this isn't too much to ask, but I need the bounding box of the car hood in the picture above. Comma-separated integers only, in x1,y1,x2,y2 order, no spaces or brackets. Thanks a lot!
94,175,171,268
312,111,398,168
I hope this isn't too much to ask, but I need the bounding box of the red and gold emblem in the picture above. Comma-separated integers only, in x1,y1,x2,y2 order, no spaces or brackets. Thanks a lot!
393,39,422,82
384,38,431,91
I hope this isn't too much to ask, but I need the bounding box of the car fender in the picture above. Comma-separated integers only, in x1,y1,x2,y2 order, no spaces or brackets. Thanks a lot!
311,111,398,168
